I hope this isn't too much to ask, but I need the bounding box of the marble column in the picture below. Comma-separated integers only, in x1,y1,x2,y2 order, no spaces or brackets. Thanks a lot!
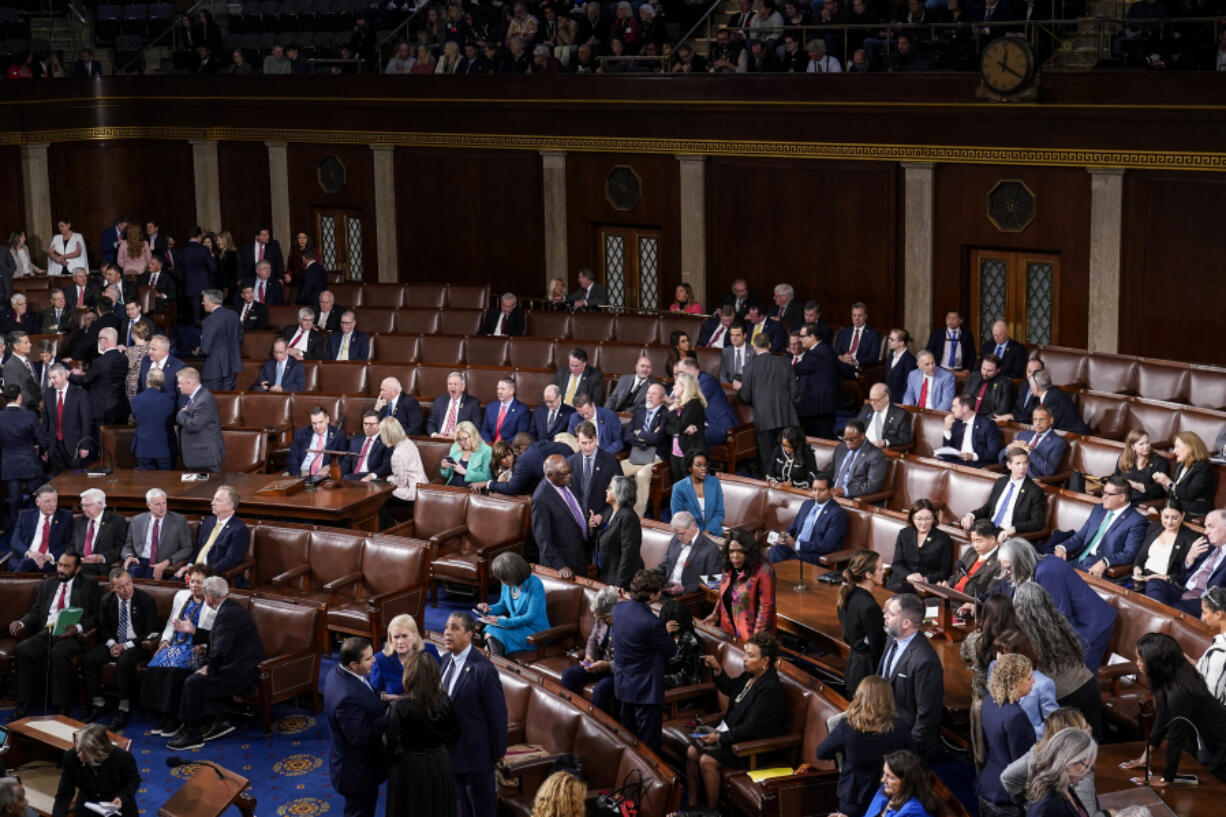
676,155,707,308
540,151,568,290
19,143,51,263
371,146,398,282
1087,168,1125,354
265,141,291,249
902,162,935,349
190,140,221,232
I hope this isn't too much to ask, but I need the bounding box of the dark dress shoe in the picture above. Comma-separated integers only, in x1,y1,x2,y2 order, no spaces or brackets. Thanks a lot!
85,706,107,722
166,729,205,751
109,711,130,730
202,719,235,742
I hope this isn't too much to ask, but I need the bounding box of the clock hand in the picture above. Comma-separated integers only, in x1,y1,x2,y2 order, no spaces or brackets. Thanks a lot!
997,59,1022,79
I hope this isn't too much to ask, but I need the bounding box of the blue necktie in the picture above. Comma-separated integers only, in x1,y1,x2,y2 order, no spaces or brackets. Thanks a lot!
992,481,1016,526
947,331,958,367
644,408,656,431
798,503,823,550
837,448,858,491
275,361,284,387
996,343,1005,358
117,598,129,643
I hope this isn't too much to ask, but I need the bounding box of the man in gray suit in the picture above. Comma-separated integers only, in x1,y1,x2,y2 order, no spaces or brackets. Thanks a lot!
198,289,242,391
655,511,723,595
121,487,193,580
736,332,798,474
719,323,750,384
830,419,888,500
39,289,76,334
604,355,657,413
176,367,225,472
3,331,42,409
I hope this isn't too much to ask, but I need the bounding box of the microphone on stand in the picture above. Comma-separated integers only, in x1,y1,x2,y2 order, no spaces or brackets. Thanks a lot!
75,435,113,475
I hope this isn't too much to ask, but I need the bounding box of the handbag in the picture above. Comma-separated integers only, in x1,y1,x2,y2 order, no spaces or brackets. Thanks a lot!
594,768,643,817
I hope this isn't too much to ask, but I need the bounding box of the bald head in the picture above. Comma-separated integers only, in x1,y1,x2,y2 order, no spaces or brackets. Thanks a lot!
543,454,571,487
98,327,118,349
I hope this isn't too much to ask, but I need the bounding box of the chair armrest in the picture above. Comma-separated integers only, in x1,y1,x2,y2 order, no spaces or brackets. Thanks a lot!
817,548,860,567
0,552,10,568
258,646,317,672
471,535,523,562
852,488,894,505
1098,661,1139,681
524,622,579,647
498,755,557,795
884,441,917,454
1104,564,1133,579
664,681,717,705
270,564,310,587
1034,469,1073,486
322,570,365,593
731,733,802,758
220,559,254,584
385,520,415,538
428,523,469,553
1016,527,1051,542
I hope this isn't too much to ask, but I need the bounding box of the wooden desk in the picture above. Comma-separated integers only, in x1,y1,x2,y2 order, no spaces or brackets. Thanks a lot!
5,716,132,817
158,761,255,817
1094,740,1223,817
50,470,393,531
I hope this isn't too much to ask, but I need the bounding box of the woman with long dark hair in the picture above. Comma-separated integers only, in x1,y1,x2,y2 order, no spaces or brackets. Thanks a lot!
817,675,911,817
703,529,776,640
665,329,698,373
837,549,886,696
385,650,461,817
765,425,819,489
1133,498,1198,588
960,593,1020,767
829,749,937,817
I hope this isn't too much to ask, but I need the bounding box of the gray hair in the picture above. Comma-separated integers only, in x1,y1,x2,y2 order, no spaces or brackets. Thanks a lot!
298,306,314,320
1113,808,1151,817
916,349,935,364
145,487,168,502
490,552,531,586
773,283,794,299
501,292,518,306
1026,727,1097,803
998,537,1038,584
81,488,107,508
609,475,636,508
10,293,25,307
639,3,655,16
0,778,23,809
670,510,697,532
590,585,621,617
150,334,171,352
448,370,467,384
202,289,224,306
1013,580,1086,676
806,38,826,53
1032,369,1053,390
98,327,118,345
532,44,549,57
203,576,230,600
48,362,68,378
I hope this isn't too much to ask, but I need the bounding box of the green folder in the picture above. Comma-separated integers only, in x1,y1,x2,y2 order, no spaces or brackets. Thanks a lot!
51,607,83,637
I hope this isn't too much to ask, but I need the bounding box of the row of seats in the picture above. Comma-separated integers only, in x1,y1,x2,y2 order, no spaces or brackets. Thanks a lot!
229,0,376,35
1037,344,1226,410
93,2,172,41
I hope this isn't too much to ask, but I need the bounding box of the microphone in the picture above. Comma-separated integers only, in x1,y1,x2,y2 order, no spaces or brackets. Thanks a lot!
75,435,112,476
166,756,226,780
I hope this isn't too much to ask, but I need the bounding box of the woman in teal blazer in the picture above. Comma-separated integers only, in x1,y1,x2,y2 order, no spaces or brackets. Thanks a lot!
670,451,725,535
441,420,492,488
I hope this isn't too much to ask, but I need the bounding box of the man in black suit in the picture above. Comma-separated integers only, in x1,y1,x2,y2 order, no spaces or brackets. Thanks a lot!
743,305,786,354
4,331,42,408
768,283,804,330
717,278,761,320
963,354,1015,417
1023,369,1089,434
295,251,327,309
100,264,137,307
983,320,1027,379
144,220,170,265
882,328,918,401
696,306,736,349
42,364,94,473
799,301,834,344
118,299,146,347
972,0,1017,40
168,576,265,750
176,228,217,326
793,323,841,439
834,302,883,378
238,261,284,307
879,593,944,758
0,384,47,531
440,612,507,817
554,347,604,407
856,383,914,450
564,268,608,311
65,268,99,311
9,551,102,717
479,292,525,337
139,254,177,313
342,411,390,481
374,376,424,436
69,327,129,426
237,225,285,285
314,290,343,333
40,288,76,334
940,394,1003,467
567,421,619,543
82,569,160,729
738,332,799,473
324,637,387,817
0,294,38,336
426,371,482,438
656,511,724,594
531,455,590,578
234,283,268,330
532,385,575,441
72,488,128,577
327,312,370,361
604,355,657,413
925,310,975,373
79,298,120,365
961,446,1048,541
282,308,326,361
72,48,104,77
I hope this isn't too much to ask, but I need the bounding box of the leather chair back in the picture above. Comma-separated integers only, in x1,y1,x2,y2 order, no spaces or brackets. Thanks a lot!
842,504,872,551
135,581,186,620
340,394,378,423
943,468,998,522
251,596,320,657
411,436,452,483
353,307,396,335
523,682,584,752
1035,346,1087,387
445,285,489,310
465,367,507,405
252,525,311,586
329,283,364,308
657,315,706,348
266,305,301,332
374,334,420,363
419,335,465,366
439,309,484,336
305,529,366,590
526,311,571,340
1070,436,1124,480
867,511,909,562
1176,408,1226,454
465,336,510,367
316,361,368,395
362,535,430,597
241,331,280,359
596,342,647,380
239,360,264,391
570,312,616,343
414,364,455,401
1124,398,1180,449
499,667,536,744
718,474,768,533
1075,391,1129,440
466,494,529,554
640,520,674,573
887,458,950,516
1189,366,1226,411
404,284,447,309
1086,355,1138,395
763,485,811,536
512,369,555,406
1049,490,1099,536
395,309,441,335
694,347,722,380
614,315,660,346
913,411,950,459
291,394,343,433
1136,360,1190,404
412,484,470,541
240,392,293,430
220,429,267,473
808,438,838,472
508,337,557,370
534,573,584,639
301,361,320,393
214,393,243,427
100,425,138,469
364,284,406,309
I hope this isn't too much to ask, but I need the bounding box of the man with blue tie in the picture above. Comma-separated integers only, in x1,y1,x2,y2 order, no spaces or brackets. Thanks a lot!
767,476,848,564
985,320,1027,380
440,612,507,817
924,310,976,373
621,383,668,518
962,447,1047,541
253,339,305,393
480,377,530,443
324,637,388,817
999,405,1068,478
939,394,1002,467
1052,476,1147,578
532,385,575,442
374,376,424,436
829,420,887,500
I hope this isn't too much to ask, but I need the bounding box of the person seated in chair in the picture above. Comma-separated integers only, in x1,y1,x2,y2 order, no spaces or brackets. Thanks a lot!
767,475,848,564
173,486,251,584
427,371,482,438
72,489,128,577
939,394,1002,467
961,446,1048,542
326,311,370,361
474,552,549,657
342,411,391,481
9,485,73,574
82,568,161,729
120,488,192,581
281,307,326,361
1052,475,1148,579
999,404,1068,480
479,292,525,336
285,405,349,479
252,338,305,392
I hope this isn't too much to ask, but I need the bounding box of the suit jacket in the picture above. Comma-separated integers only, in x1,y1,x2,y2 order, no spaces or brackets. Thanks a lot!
1133,521,1199,581
1003,429,1069,478
198,596,264,691
655,532,723,593
0,406,47,479
623,403,669,462
441,647,508,773
238,239,285,283
19,572,102,634
145,233,169,264
532,402,576,441
698,371,738,441
377,394,424,437
598,506,643,589
982,337,1028,379
1059,503,1148,569
138,268,177,301
65,281,100,310
963,371,1015,417
100,226,123,265
1037,387,1090,435
879,632,944,756
201,305,243,381
611,598,677,705
237,275,284,307
479,306,526,336
326,330,371,361
177,387,225,470
566,406,624,455
281,325,326,361
190,516,251,578
746,318,786,354
71,348,129,423
696,316,734,348
567,447,619,525
490,441,572,497
341,433,391,479
72,512,128,571
52,747,139,817
286,424,349,476
121,510,193,565
235,299,268,330
604,373,657,412
554,365,605,406
253,356,305,392
138,354,184,397
426,393,482,437
130,387,177,460
717,290,761,319
41,384,94,460
902,367,956,411
835,324,883,367
40,304,77,334
98,588,161,645
855,402,914,449
296,261,327,308
883,349,918,400
10,508,73,564
942,416,1003,466
886,527,955,591
737,351,798,431
786,498,848,558
313,308,343,333
324,664,388,795
953,548,1003,600
1033,556,1117,670
530,478,589,573
176,241,216,297
925,328,976,371
1168,459,1217,517
831,440,888,497
2,356,40,407
565,283,608,310
768,300,804,331
971,476,1047,533
481,398,531,443
719,343,752,384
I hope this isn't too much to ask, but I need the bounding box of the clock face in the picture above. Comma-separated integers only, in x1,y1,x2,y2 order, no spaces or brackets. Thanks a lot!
987,180,1036,233
979,37,1035,95
605,166,642,212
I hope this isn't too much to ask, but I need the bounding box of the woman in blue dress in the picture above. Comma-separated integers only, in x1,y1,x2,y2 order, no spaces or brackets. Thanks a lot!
141,565,217,736
370,613,439,701
830,750,937,817
476,552,550,656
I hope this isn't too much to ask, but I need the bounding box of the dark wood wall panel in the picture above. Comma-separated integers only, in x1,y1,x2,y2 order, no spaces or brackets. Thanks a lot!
1120,172,1226,366
932,164,1090,351
285,143,376,280
217,141,271,240
565,153,680,309
0,147,26,248
706,158,900,330
393,148,543,293
47,140,195,269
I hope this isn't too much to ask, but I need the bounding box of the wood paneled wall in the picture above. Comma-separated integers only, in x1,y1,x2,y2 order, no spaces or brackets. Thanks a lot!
285,143,376,280
217,142,271,242
0,147,26,249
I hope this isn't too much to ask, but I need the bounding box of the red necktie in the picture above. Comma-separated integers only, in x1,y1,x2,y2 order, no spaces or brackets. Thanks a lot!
258,243,265,262
792,355,800,366
56,392,64,441
150,517,160,563
311,434,324,475
497,314,506,335
77,287,84,307
258,281,266,303
709,326,724,347
83,520,95,558
55,582,67,612
290,330,303,348
918,378,929,409
975,382,989,411
495,403,508,440
849,327,861,355
357,437,373,472
39,515,51,554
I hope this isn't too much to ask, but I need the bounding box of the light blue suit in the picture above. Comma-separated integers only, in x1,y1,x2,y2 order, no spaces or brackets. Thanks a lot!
903,366,956,411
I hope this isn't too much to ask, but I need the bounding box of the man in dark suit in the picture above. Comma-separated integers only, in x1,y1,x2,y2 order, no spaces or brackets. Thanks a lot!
997,358,1046,424
532,385,575,441
237,261,284,307
253,338,305,393
830,421,888,500
604,356,657,413
327,312,370,361
144,221,170,264
99,216,127,265
971,0,1017,38
1053,476,1148,577
621,383,668,517
41,364,94,474
1145,509,1226,615
767,476,848,564
856,383,914,450
962,446,1048,541
940,394,1003,467
479,292,526,336
130,368,177,470
611,570,676,751
0,294,38,336
697,306,736,349
40,288,76,334
441,612,508,817
719,323,751,384
139,255,177,302
564,268,608,311
480,377,531,443
234,283,268,331
342,411,390,481
882,328,918,400
167,574,265,749
963,354,1015,417
324,637,388,817
8,551,102,717
655,511,724,594
834,302,883,377
295,251,327,309
427,371,482,438
880,593,944,758
717,278,761,320
791,324,841,440
177,228,218,326
800,301,834,345
121,488,192,580
83,569,160,729
925,310,976,373
139,335,184,397
1022,369,1089,434
374,376,424,436
281,308,326,361
285,406,348,478
314,290,343,333
69,327,128,426
174,486,250,581
555,347,604,407
738,332,798,474
176,367,226,472
237,226,285,285
482,433,572,497
531,455,590,577
567,421,619,538
983,320,1027,379
72,488,128,577
65,268,99,312
9,486,73,574
100,264,137,309
767,283,804,330
1000,405,1068,479
199,290,243,391
565,394,623,455
118,300,147,348
0,384,46,531
744,305,785,354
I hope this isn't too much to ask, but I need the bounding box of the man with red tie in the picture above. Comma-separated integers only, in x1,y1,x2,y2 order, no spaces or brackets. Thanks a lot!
479,292,526,337
238,225,285,285
834,301,883,378
961,354,1015,417
40,363,94,474
72,489,129,577
481,377,531,443
9,485,73,573
285,406,349,479
281,307,326,360
342,411,391,481
697,305,736,348
236,259,284,307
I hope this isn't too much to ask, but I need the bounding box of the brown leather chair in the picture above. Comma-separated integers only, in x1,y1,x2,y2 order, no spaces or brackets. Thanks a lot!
511,370,555,406
238,392,295,448
247,524,313,595
508,337,557,370
694,347,722,380
657,314,706,348
329,282,365,307
613,314,660,346
522,583,601,685
404,284,448,309
340,394,378,424
397,482,469,582
99,425,139,469
1136,360,1190,404
1176,407,1226,454
1047,490,1099,540
301,361,321,392
373,334,420,363
1069,436,1125,483
466,367,509,405
1189,366,1226,411
429,491,530,603
239,360,265,391
366,364,416,397
266,305,301,331
316,361,368,395
717,474,768,533
221,429,268,473
395,309,441,335
445,285,490,310
325,533,430,644
241,331,280,360
640,345,671,380
593,342,645,380
942,467,1001,526
236,596,324,733
1086,355,1138,395
808,438,838,471
762,484,811,539
569,312,616,343
866,510,910,562
417,335,465,366
525,311,571,339
214,392,244,427
291,394,344,433
886,457,951,516
414,365,455,401
465,336,510,367
912,410,951,458
508,569,586,659
0,578,47,676
1035,346,1088,388
440,309,484,336
1123,397,1180,449
1075,390,1130,440
409,436,453,484
353,307,396,335
363,284,406,309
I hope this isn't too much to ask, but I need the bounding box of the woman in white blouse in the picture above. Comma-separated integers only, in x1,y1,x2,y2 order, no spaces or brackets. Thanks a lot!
1199,586,1226,705
8,231,43,276
47,219,87,276
380,416,427,524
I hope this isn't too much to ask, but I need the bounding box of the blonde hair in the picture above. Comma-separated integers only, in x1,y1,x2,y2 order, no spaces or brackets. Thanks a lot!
379,416,408,447
216,230,235,252
453,420,487,452
530,772,587,817
987,653,1033,705
552,432,580,452
1034,707,1088,754
382,613,425,656
846,675,896,734
672,371,707,408
75,724,114,763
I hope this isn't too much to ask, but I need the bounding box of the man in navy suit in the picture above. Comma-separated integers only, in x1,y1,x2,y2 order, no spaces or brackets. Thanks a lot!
611,570,677,751
427,371,482,438
100,216,127,265
567,422,619,536
9,485,72,573
1145,509,1226,615
767,476,848,564
696,305,736,348
139,255,177,304
199,290,243,391
41,363,94,474
481,377,530,443
235,284,268,331
374,376,424,436
0,384,47,531
282,309,326,361
621,383,668,517
327,312,370,361
531,455,590,577
342,412,390,480
130,368,177,469
983,320,1027,380
834,302,883,377
324,637,388,817
440,612,507,817
71,488,128,576
676,358,738,446
478,292,526,336
566,394,623,455
236,260,283,307
531,385,575,441
285,406,348,478
252,339,305,392
903,350,956,411
1000,405,1068,479
480,434,572,497
744,305,785,354
1020,369,1089,434
177,228,218,326
925,310,976,373
997,358,1046,424
295,252,327,309
971,0,1017,39
939,394,1002,467
174,486,251,582
1053,476,1148,578
238,226,285,285
790,324,841,439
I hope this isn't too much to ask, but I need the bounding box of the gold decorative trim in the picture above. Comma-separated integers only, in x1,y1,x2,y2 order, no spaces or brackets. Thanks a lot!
3,126,1226,172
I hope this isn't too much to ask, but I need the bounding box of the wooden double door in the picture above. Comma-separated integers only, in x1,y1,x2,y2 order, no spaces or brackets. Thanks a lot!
969,249,1061,347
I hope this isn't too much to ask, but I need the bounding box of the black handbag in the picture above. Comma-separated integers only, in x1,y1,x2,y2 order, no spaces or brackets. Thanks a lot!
594,768,643,817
